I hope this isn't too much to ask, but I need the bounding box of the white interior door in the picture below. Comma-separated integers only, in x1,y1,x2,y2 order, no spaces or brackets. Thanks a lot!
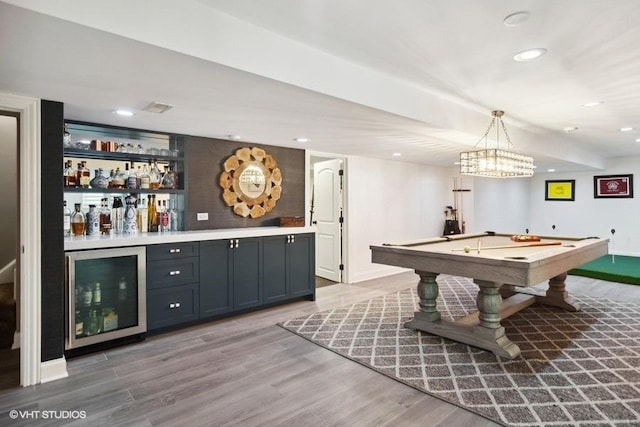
313,159,342,282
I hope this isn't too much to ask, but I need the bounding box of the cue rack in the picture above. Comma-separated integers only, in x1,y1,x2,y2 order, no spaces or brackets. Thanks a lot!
443,177,470,236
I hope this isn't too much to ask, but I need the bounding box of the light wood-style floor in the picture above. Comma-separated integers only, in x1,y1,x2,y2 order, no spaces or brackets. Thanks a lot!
1,273,639,426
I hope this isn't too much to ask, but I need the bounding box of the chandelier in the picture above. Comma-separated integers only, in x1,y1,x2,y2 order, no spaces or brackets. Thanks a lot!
460,110,535,178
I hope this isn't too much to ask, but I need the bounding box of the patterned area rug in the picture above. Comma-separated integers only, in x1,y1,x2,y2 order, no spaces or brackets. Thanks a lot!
279,275,640,427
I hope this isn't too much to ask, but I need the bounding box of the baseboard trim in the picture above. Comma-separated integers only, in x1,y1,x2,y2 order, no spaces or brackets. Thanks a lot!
40,357,68,383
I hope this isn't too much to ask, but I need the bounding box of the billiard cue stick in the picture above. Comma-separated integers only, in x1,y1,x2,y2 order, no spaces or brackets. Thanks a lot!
452,241,563,252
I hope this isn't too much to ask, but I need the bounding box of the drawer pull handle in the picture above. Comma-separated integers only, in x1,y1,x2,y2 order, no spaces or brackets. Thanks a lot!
170,248,181,253
229,239,234,248
235,239,239,248
169,302,181,309
169,270,181,276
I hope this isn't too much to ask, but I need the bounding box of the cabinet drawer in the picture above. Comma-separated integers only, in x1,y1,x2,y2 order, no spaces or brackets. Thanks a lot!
147,257,199,289
147,242,199,261
147,285,198,330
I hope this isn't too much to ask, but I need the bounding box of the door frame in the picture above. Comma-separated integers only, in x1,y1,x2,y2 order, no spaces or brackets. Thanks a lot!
0,93,41,386
306,151,348,283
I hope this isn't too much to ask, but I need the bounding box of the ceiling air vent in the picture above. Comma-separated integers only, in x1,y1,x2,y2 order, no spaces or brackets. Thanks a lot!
143,101,174,114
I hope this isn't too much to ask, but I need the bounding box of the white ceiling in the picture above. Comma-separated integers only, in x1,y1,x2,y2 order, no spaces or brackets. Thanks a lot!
1,0,640,173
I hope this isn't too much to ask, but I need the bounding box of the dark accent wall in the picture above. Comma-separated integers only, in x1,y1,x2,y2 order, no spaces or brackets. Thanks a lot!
41,100,64,362
185,137,305,230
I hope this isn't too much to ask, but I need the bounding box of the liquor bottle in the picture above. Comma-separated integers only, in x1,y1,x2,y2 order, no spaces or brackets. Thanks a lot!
70,203,86,236
112,197,124,234
160,165,178,189
85,204,100,235
75,309,83,337
137,197,148,233
126,162,138,189
81,284,93,307
77,161,91,188
123,194,138,234
99,198,112,235
158,200,169,232
149,161,162,190
112,167,126,189
93,282,102,307
63,161,76,187
86,309,101,336
90,168,109,189
117,276,128,325
148,195,158,232
63,200,71,237
118,277,127,301
139,164,150,190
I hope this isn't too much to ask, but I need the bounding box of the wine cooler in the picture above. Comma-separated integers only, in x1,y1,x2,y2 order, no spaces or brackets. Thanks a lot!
66,246,147,350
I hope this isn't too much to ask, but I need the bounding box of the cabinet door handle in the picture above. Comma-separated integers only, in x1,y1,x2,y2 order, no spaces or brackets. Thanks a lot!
235,239,239,248
169,270,181,276
169,302,181,309
169,248,181,253
229,239,234,248
287,235,291,243
291,235,295,243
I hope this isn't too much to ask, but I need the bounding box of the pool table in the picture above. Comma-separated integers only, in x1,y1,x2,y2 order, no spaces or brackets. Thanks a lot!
370,231,608,359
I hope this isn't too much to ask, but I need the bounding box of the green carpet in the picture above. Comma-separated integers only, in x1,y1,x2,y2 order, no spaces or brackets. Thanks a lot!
568,254,640,285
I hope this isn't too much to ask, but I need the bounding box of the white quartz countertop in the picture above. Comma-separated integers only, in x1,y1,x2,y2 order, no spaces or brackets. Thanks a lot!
65,226,315,251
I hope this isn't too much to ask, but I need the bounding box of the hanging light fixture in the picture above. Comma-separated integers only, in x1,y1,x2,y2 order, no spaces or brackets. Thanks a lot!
460,110,535,178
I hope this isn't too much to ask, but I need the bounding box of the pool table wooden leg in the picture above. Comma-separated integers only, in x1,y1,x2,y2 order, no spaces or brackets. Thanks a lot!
413,271,441,322
405,274,521,359
535,272,581,312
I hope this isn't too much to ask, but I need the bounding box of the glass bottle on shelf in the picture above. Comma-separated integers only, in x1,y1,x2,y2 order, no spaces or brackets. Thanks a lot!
75,310,83,338
148,195,158,232
139,164,150,190
70,203,86,236
137,197,148,233
85,204,100,236
126,162,138,189
86,309,101,336
123,194,138,234
63,124,71,147
63,161,76,187
112,167,126,189
149,161,162,189
158,200,169,232
99,198,112,235
63,200,71,237
160,165,178,189
168,199,179,231
81,284,93,307
77,161,91,188
93,282,102,307
112,197,124,234
90,168,109,189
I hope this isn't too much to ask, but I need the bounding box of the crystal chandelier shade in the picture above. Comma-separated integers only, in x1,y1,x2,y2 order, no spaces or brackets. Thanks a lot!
460,110,535,178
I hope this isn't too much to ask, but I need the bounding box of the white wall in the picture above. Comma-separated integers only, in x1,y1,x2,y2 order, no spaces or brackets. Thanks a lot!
470,177,531,235
346,156,453,283
530,156,640,256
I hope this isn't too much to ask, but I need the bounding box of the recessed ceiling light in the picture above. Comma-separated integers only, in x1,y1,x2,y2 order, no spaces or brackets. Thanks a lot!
619,127,633,132
583,101,603,107
294,137,310,143
228,135,242,140
636,138,640,142
114,109,134,117
392,152,402,157
503,11,531,27
513,48,547,62
563,126,579,133
547,169,556,172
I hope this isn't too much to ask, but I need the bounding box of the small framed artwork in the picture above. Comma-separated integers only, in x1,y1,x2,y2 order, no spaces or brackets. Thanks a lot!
594,174,633,198
545,180,575,201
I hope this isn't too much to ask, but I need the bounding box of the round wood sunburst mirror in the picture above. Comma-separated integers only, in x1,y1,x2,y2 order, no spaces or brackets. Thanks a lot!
219,147,282,218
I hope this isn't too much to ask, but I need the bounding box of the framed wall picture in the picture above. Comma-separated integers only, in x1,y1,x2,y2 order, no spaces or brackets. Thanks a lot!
594,174,633,198
545,180,575,201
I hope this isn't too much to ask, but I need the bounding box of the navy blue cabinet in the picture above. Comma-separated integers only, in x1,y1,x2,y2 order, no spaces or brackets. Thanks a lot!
148,233,314,331
263,233,315,303
199,240,233,318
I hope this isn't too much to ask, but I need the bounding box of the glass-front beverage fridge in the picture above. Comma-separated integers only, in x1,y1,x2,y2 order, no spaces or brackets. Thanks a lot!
66,246,147,350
